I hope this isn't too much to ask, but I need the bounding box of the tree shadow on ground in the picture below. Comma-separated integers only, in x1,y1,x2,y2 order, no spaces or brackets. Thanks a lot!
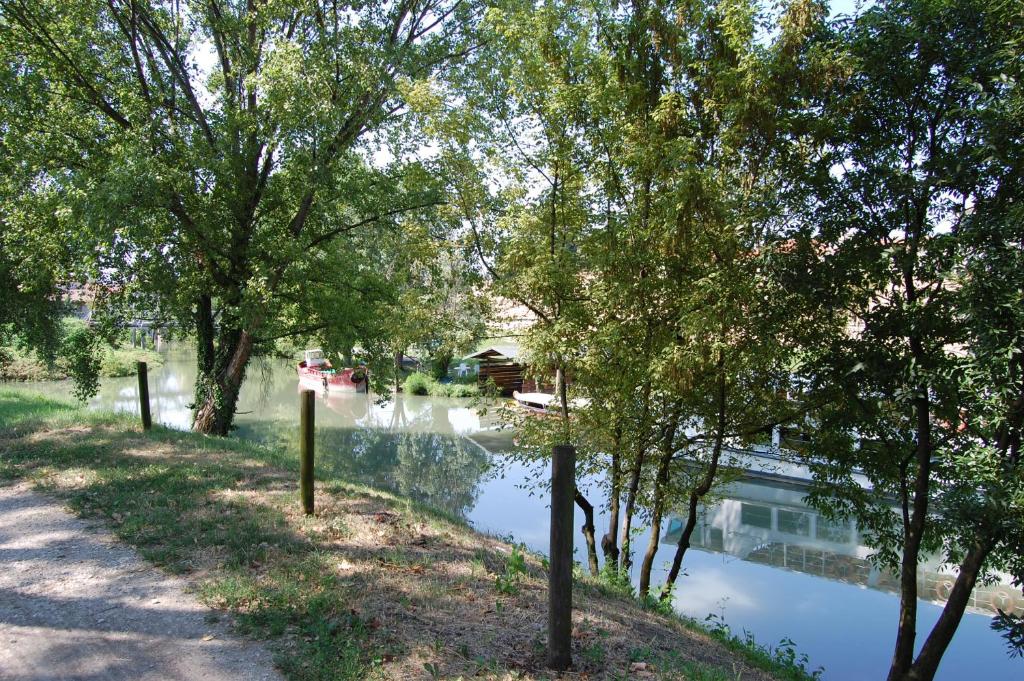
0,393,783,681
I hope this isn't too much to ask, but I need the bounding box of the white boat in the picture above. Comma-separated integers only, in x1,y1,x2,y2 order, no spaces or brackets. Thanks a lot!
512,390,556,414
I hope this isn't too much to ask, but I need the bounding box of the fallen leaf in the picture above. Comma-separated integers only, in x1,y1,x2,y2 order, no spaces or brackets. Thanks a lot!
202,635,215,641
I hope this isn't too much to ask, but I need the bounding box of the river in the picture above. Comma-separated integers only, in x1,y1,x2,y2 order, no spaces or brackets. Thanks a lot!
5,352,1021,681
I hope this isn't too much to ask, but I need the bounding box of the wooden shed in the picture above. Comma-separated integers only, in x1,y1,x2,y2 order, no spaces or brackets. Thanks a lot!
466,345,526,396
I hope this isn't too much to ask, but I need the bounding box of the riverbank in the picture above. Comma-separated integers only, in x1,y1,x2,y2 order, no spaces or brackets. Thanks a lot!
0,344,164,381
0,390,817,681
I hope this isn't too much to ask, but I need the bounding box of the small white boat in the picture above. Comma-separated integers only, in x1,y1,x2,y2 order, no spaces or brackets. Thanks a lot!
512,391,593,415
512,390,557,414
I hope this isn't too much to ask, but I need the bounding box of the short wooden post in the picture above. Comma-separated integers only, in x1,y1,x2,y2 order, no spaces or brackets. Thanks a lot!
548,443,575,670
137,361,152,431
299,389,315,515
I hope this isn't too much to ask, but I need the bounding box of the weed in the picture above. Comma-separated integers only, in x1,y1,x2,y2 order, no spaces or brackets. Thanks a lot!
582,641,607,666
495,544,527,595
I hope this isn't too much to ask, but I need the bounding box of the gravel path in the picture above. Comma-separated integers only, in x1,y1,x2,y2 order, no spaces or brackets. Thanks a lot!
0,482,285,681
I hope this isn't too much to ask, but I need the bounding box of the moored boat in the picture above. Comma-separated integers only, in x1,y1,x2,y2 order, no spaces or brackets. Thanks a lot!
297,349,367,394
511,390,591,415
511,390,556,414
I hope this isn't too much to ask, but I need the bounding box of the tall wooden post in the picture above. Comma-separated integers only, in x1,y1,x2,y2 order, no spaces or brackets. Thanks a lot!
548,443,575,670
137,361,152,431
299,389,315,515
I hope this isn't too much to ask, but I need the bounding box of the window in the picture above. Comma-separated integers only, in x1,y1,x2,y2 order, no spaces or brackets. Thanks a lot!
780,426,812,453
778,509,811,536
705,527,724,551
741,503,773,529
817,515,852,543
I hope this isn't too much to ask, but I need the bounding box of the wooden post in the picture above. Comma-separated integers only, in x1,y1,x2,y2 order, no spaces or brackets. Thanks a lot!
548,443,575,671
300,389,315,515
137,361,152,431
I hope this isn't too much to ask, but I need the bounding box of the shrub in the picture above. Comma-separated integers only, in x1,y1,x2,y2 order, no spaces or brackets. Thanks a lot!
436,382,479,398
427,381,479,398
403,372,433,395
402,372,480,398
62,326,101,401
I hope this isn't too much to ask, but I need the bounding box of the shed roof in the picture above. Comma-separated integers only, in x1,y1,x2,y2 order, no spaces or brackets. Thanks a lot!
465,344,522,361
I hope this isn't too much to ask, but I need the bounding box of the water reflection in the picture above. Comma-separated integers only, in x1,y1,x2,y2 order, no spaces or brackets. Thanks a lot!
239,419,492,519
664,480,1023,618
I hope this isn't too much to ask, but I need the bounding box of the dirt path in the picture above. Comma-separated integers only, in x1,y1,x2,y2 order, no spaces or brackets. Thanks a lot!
0,482,284,681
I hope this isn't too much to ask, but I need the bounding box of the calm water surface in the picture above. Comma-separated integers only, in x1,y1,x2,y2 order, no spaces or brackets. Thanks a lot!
7,354,1021,681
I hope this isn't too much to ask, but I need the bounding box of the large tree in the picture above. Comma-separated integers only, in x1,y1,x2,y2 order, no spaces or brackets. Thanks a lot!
792,0,1024,678
432,0,827,602
0,0,483,433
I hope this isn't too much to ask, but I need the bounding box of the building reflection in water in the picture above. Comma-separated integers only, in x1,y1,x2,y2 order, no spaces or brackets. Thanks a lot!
662,479,1023,618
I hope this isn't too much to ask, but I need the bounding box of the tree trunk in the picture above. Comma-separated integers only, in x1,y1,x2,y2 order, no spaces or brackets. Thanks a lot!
638,414,678,600
192,326,254,436
620,382,653,574
619,448,645,575
887,392,933,681
901,540,993,681
634,438,675,598
394,349,404,393
602,425,623,568
661,356,727,600
574,490,600,576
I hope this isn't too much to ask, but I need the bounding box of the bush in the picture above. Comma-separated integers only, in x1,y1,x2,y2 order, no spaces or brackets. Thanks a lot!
430,352,452,381
402,372,479,398
62,325,101,401
403,372,433,395
0,349,62,381
434,382,478,398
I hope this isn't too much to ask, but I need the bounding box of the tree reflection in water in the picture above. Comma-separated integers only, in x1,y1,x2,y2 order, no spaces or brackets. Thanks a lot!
239,422,492,519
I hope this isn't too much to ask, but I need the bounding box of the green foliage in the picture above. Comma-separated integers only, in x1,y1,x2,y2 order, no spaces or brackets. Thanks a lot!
581,641,606,666
701,615,824,681
60,325,101,403
786,0,1024,676
992,611,1024,658
99,347,164,378
495,544,527,595
403,372,433,396
595,563,635,600
432,382,479,398
0,0,487,434
402,372,479,398
439,0,830,596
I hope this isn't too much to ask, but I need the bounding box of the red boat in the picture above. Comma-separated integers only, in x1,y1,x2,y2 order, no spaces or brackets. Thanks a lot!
297,349,367,394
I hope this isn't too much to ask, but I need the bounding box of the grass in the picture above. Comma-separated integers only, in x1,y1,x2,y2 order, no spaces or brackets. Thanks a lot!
0,389,811,681
579,566,823,681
